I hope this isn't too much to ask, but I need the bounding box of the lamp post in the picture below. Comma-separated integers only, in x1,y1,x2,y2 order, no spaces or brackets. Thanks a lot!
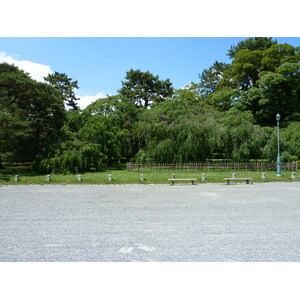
276,113,282,176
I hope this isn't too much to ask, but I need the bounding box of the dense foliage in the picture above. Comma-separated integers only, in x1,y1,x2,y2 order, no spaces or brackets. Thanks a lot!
0,63,66,168
1,38,299,173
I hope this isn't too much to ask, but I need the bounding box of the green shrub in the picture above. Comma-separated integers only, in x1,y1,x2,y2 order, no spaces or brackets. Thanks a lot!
37,142,106,174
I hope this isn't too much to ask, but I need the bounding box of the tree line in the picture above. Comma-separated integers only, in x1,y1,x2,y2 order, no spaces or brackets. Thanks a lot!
1,37,299,173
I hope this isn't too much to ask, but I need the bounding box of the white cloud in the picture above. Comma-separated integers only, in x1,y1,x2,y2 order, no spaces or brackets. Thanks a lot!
76,92,108,109
0,52,109,110
0,52,53,82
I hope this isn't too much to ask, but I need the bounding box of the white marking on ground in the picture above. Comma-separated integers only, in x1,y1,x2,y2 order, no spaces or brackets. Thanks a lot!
135,244,156,252
119,247,134,253
200,192,219,197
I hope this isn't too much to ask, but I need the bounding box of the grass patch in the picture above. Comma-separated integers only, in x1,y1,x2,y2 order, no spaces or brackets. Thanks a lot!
0,166,299,185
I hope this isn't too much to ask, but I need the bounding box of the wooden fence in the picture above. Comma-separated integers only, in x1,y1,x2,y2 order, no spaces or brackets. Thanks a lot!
127,161,298,172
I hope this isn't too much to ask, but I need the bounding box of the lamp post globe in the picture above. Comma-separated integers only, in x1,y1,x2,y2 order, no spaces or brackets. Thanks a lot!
276,113,280,122
276,113,282,176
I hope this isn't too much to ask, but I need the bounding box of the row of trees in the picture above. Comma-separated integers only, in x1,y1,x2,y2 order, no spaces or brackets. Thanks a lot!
1,38,299,173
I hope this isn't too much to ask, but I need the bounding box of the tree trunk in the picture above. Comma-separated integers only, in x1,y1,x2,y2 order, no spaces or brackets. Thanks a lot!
107,158,114,167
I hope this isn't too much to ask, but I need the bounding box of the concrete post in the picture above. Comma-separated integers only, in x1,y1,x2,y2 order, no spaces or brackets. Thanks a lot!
140,174,144,181
262,173,267,179
172,174,176,179
14,175,19,182
202,173,206,181
46,175,51,182
232,173,237,179
291,172,296,180
78,175,82,181
108,174,112,181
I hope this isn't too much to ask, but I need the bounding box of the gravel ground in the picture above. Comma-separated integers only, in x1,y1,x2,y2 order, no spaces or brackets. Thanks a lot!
0,182,299,262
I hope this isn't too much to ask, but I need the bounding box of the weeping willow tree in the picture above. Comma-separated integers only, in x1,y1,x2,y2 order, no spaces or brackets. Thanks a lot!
134,99,269,163
38,140,106,174
208,109,270,161
134,99,214,163
36,96,139,173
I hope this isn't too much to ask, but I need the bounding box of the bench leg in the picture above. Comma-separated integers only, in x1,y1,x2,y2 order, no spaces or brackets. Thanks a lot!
226,180,230,185
171,180,174,185
246,180,249,184
191,180,194,185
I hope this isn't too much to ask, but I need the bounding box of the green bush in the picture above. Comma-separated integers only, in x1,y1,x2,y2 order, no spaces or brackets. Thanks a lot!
37,142,106,174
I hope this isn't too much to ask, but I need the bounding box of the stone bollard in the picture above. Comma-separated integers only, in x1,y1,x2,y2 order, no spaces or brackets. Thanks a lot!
140,174,144,182
108,174,112,181
14,175,19,182
232,173,237,179
291,172,296,180
262,173,267,179
78,175,82,181
202,173,206,181
46,175,51,182
172,174,176,179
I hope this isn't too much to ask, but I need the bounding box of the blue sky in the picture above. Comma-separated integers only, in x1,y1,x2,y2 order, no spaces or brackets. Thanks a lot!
1,37,299,108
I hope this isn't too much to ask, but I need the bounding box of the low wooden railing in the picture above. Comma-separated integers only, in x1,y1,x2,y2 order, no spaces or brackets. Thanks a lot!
127,161,298,171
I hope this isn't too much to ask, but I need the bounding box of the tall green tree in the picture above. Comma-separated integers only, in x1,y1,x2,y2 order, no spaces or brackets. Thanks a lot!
118,69,173,108
81,96,139,164
0,63,66,165
0,64,31,166
227,37,277,59
224,49,263,91
173,83,203,107
199,38,300,126
44,71,80,109
199,61,230,97
232,44,300,125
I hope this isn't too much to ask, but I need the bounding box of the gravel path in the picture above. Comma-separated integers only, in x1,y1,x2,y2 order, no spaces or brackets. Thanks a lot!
0,182,299,261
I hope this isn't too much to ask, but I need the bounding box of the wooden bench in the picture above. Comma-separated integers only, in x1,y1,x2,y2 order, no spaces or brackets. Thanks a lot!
223,178,253,185
168,178,197,185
